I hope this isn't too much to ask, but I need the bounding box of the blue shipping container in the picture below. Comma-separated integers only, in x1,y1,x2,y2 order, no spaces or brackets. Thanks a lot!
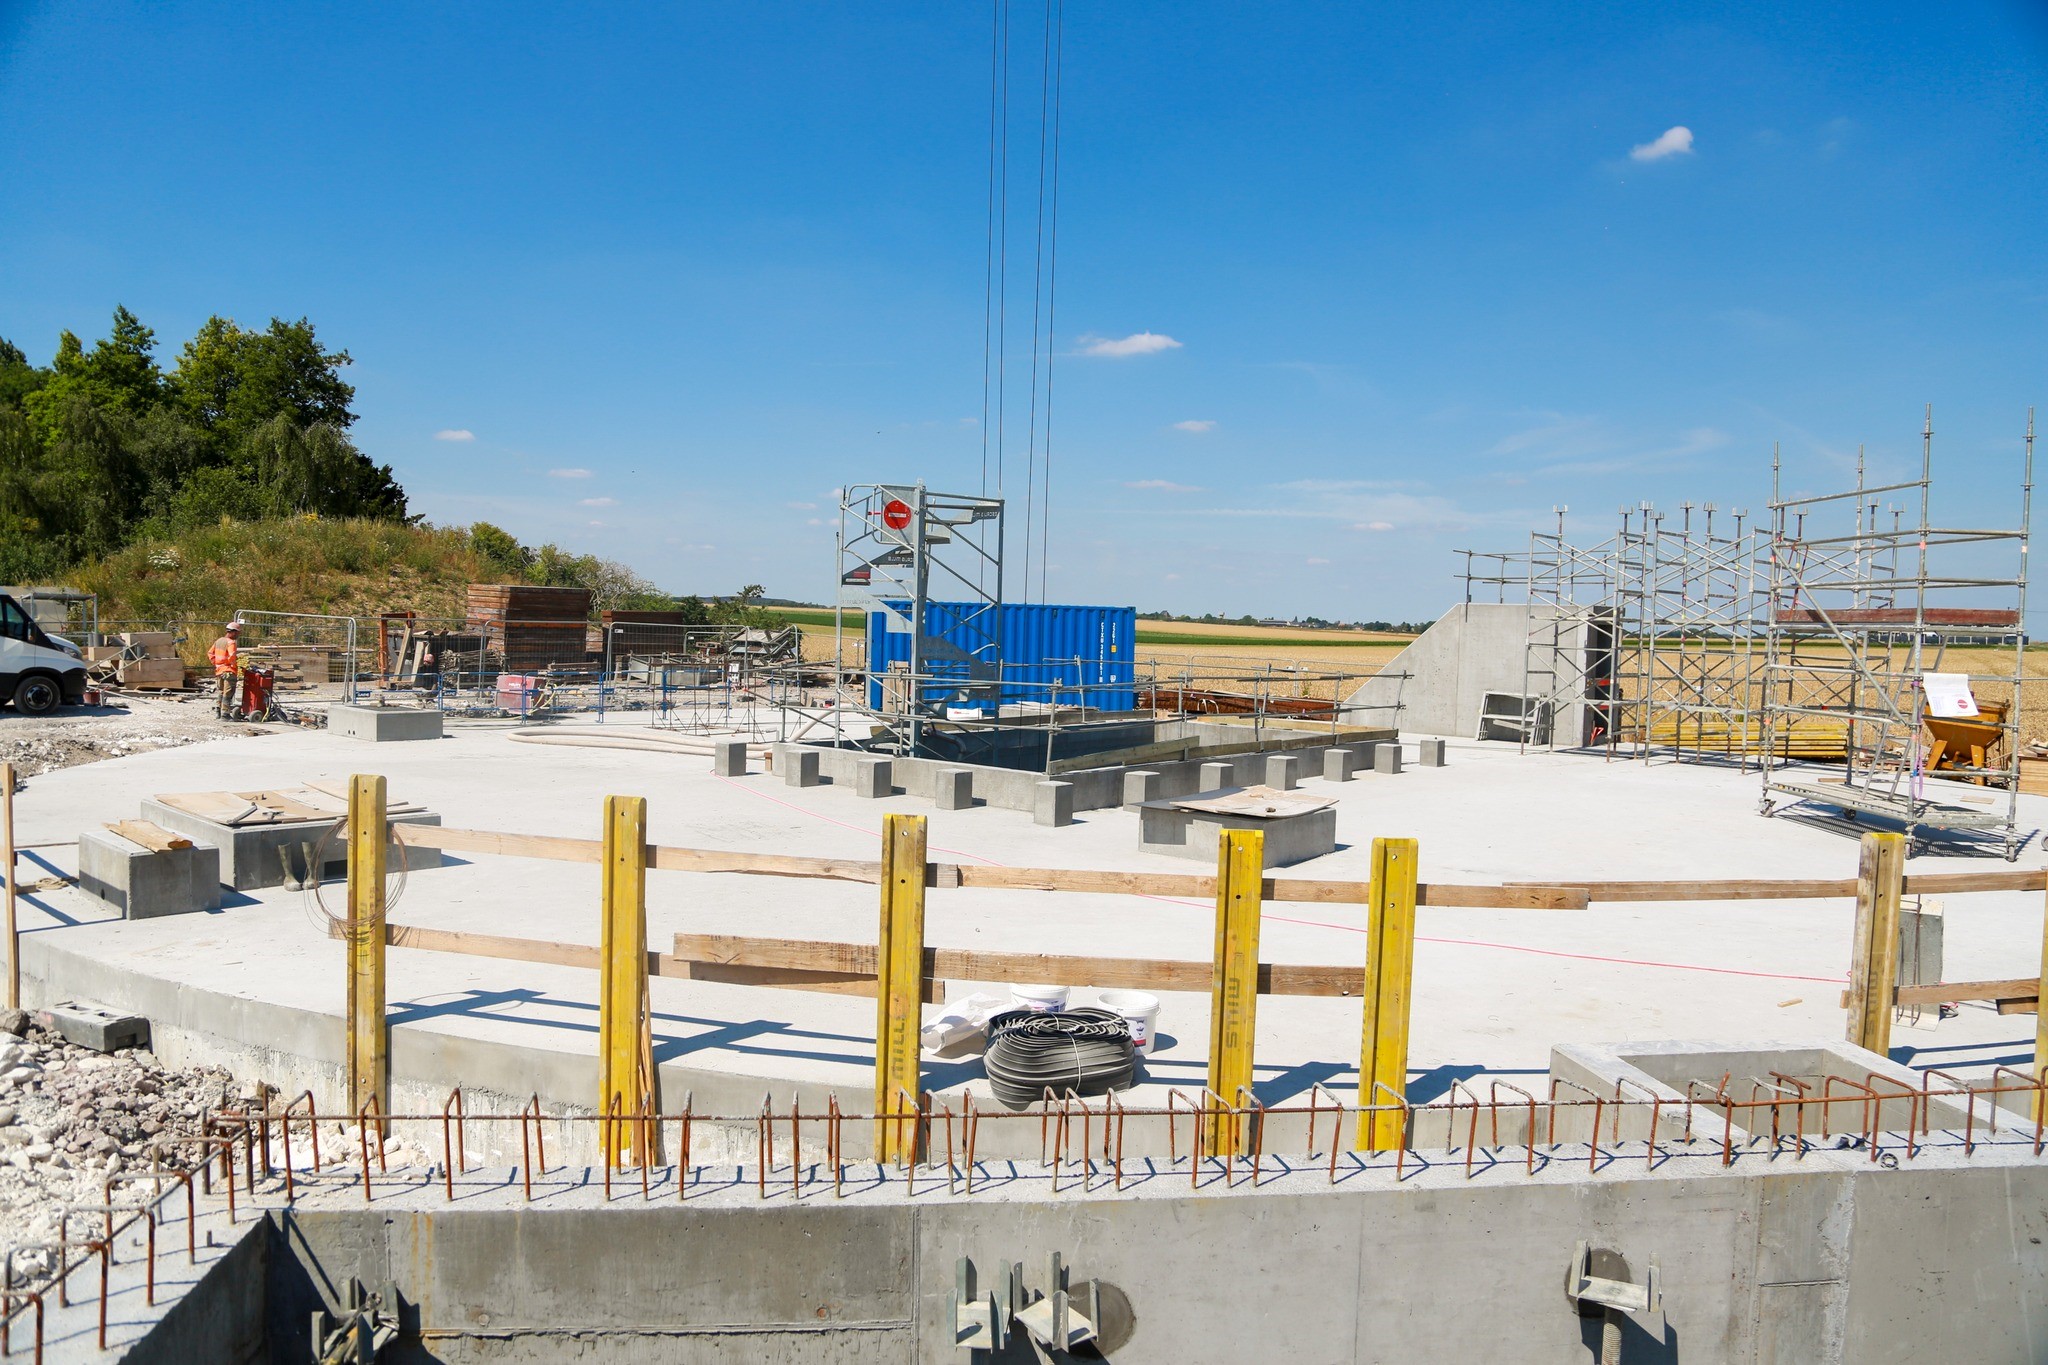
867,602,1137,712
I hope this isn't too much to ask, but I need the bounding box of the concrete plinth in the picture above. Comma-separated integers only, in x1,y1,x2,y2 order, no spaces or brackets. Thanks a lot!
1374,745,1403,775
326,706,443,742
1122,770,1163,811
1264,754,1301,790
1198,761,1232,790
1352,741,1381,771
1322,748,1359,782
782,747,821,788
77,828,220,918
852,758,893,799
933,769,973,811
1139,802,1337,868
138,800,443,892
1418,738,1447,767
710,740,748,777
1034,781,1075,828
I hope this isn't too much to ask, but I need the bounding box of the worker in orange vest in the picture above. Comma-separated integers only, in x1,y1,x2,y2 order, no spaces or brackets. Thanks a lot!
209,621,242,718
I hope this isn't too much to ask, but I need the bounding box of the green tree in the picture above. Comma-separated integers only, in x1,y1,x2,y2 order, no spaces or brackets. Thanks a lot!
468,522,532,578
172,315,357,443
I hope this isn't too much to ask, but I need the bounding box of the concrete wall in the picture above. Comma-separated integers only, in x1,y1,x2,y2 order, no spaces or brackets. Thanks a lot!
232,1152,2048,1364
1344,603,1603,742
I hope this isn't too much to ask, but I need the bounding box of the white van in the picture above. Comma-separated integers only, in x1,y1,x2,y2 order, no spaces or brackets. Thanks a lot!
0,593,87,715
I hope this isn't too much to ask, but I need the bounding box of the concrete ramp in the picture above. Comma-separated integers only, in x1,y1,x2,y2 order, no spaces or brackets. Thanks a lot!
1343,603,1536,737
1345,602,1606,742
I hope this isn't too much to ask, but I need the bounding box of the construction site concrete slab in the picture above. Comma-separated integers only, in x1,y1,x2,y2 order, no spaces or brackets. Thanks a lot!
5,725,2046,1157
326,704,444,742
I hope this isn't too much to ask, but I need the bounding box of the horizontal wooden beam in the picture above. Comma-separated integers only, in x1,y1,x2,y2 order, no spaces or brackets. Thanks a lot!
395,824,1583,907
1833,977,2041,1009
673,932,1366,997
327,917,1366,999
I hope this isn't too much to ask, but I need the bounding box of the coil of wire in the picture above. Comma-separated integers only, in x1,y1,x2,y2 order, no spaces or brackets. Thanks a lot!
982,1007,1137,1110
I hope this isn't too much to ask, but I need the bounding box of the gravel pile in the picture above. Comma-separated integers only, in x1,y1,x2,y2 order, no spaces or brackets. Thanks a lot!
0,1010,238,1272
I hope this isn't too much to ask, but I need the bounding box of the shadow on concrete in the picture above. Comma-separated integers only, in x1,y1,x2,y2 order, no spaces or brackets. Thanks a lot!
1769,800,2035,859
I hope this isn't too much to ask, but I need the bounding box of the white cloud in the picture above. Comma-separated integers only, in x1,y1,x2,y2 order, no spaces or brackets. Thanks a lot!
548,467,593,479
1630,126,1694,162
1357,521,1395,533
578,497,616,507
1076,331,1182,358
1172,419,1217,434
1125,479,1204,493
1306,557,1332,565
786,501,818,510
433,429,475,442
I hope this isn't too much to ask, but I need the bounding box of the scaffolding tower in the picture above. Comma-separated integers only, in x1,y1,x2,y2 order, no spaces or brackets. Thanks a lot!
1756,408,2034,858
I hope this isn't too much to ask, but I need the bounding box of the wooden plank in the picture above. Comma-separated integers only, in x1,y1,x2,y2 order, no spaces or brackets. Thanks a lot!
597,795,652,1165
345,775,388,1118
1513,877,1862,903
1205,828,1264,1157
2037,885,2048,1119
670,933,1363,998
105,820,193,853
1837,978,2040,1008
1358,837,1418,1152
2,763,15,1011
397,825,603,863
1845,833,1905,1055
875,814,928,1164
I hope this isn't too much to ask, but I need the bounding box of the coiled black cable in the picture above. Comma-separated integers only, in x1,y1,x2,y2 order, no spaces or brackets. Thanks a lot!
983,1007,1136,1110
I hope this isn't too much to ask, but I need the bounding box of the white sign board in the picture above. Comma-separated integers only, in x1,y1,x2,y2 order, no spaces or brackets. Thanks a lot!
1921,672,1979,719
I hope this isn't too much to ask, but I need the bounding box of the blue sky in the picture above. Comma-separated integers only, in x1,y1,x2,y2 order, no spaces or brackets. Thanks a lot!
3,3,2044,621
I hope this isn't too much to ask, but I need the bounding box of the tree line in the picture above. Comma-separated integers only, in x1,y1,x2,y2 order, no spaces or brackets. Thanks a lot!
0,307,407,582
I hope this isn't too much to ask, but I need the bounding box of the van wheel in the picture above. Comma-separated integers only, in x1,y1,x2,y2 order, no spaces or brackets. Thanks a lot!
12,675,60,716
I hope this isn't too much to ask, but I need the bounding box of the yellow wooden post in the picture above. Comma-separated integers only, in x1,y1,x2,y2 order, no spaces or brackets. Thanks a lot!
2033,884,2048,1123
598,794,652,1167
1845,831,1905,1057
1,762,16,1012
345,774,388,1116
1203,828,1264,1157
875,813,929,1164
1356,836,1418,1152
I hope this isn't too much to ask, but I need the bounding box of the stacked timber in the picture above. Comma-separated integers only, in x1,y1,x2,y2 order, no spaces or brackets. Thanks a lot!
115,631,187,690
465,584,592,671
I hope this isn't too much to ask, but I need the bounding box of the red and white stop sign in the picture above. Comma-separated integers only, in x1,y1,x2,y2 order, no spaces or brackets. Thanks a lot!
881,499,913,530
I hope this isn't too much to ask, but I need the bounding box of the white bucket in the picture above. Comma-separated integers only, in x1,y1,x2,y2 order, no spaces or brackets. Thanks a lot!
1008,984,1070,1014
1097,989,1161,1054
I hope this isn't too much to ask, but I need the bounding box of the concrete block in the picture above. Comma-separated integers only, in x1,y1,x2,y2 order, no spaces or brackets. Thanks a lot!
37,999,148,1053
781,747,820,788
1198,761,1232,791
1034,780,1075,828
710,740,748,777
1122,770,1163,811
1417,737,1447,767
1139,804,1337,867
1264,754,1301,791
852,758,893,799
77,827,220,918
1352,741,1381,771
933,768,973,811
1374,744,1403,775
326,705,444,742
1322,748,1359,782
139,799,443,893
